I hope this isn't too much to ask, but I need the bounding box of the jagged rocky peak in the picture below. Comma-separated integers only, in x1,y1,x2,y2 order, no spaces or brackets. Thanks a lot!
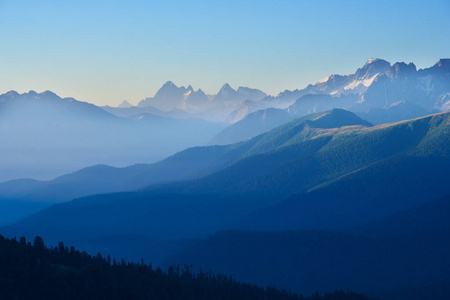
19,90,62,101
158,81,188,93
155,81,187,96
40,90,59,98
180,85,211,112
156,81,175,92
436,58,450,68
387,62,417,79
219,83,235,93
355,58,391,79
26,90,39,96
316,74,349,86
137,81,189,110
428,58,450,75
118,100,133,108
197,88,205,94
236,86,267,101
3,90,19,98
215,83,237,98
163,80,176,87
213,83,243,104
366,58,389,65
0,90,63,103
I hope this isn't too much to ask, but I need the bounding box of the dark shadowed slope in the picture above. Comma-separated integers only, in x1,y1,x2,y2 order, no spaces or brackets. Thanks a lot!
240,112,450,231
167,227,450,299
351,193,450,237
1,234,372,300
166,194,450,299
2,112,450,300
5,111,449,244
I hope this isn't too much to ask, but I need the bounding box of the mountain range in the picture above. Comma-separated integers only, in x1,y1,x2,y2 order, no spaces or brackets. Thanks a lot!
3,58,445,180
106,59,450,126
0,90,225,182
1,58,450,299
135,81,268,121
2,109,450,299
0,109,370,203
2,109,447,230
221,58,449,144
128,58,448,145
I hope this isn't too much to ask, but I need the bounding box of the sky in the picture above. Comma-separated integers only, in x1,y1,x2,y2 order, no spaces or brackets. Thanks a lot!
0,0,449,106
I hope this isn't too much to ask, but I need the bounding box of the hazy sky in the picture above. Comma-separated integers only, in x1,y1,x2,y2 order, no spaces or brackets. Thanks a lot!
1,0,449,106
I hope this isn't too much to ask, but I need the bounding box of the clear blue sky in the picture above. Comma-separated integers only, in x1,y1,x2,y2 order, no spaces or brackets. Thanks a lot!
0,0,449,106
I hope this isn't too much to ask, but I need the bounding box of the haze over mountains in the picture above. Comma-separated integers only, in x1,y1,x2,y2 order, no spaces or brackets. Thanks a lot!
0,90,225,182
134,81,269,122
2,58,448,182
1,57,450,300
0,109,371,204
213,58,450,144
134,58,449,121
2,109,449,299
7,109,448,236
103,58,450,145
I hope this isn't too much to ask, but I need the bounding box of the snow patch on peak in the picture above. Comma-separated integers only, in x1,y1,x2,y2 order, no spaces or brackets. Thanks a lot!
317,76,330,84
436,59,450,68
183,90,192,100
362,73,379,87
365,58,389,66
344,73,379,91
344,79,363,91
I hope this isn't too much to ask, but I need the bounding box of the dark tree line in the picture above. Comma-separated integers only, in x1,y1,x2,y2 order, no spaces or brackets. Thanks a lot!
0,234,373,300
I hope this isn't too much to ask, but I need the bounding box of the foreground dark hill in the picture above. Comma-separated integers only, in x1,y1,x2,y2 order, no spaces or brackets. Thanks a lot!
0,235,374,300
3,111,450,300
168,194,450,299
353,193,450,238
168,227,450,299
6,111,450,244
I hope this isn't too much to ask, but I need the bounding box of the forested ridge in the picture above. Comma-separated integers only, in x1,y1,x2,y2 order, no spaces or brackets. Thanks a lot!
0,234,373,300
